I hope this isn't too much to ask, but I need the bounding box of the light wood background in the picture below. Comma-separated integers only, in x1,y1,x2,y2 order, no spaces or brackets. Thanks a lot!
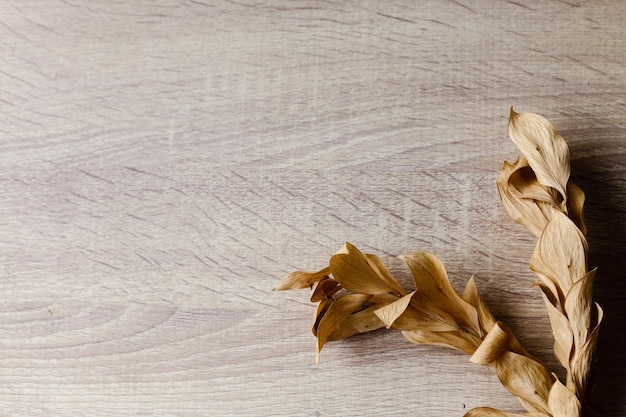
1,1,625,416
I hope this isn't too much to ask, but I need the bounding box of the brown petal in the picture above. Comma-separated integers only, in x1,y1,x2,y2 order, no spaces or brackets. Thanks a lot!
548,379,581,417
330,243,401,294
273,266,330,291
315,293,371,365
530,212,588,301
508,108,570,202
495,351,553,414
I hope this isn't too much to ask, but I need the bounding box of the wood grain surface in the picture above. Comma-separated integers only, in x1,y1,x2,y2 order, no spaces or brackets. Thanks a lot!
1,1,625,416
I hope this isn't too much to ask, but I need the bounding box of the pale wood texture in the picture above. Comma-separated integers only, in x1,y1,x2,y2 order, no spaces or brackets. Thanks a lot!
1,1,625,416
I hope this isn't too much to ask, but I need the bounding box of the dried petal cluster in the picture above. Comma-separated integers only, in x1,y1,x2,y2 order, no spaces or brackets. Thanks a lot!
275,109,600,417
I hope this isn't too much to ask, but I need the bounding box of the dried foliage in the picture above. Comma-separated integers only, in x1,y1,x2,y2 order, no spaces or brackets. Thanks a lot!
275,109,600,417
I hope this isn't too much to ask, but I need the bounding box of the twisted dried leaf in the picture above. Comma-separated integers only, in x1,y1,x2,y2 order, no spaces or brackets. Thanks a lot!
569,304,603,400
508,108,570,202
566,181,587,235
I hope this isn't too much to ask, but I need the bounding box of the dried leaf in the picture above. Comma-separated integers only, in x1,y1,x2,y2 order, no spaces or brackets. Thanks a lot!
316,293,371,365
569,303,603,399
374,291,414,328
530,212,588,301
497,158,551,237
330,243,401,294
564,268,597,352
495,351,553,414
548,379,581,417
464,407,549,417
365,253,407,295
463,276,497,337
566,181,587,235
310,277,341,302
471,322,511,365
539,286,573,370
400,251,480,335
508,108,570,202
334,304,386,339
274,266,330,291
402,329,481,355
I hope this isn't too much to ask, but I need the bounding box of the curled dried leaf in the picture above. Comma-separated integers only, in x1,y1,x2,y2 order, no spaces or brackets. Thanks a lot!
402,329,481,355
497,158,552,237
539,286,573,371
508,108,570,203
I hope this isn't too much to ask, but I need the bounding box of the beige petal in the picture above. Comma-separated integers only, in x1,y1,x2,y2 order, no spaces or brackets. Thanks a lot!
464,407,549,417
400,251,480,335
330,243,400,294
508,108,570,202
495,351,553,414
539,286,573,370
564,268,597,352
463,276,497,337
273,266,330,291
566,181,587,235
316,293,371,364
374,291,415,328
548,379,581,417
402,329,482,355
530,212,588,300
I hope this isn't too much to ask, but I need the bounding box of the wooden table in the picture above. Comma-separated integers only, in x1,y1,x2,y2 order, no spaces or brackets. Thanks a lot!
1,1,624,416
